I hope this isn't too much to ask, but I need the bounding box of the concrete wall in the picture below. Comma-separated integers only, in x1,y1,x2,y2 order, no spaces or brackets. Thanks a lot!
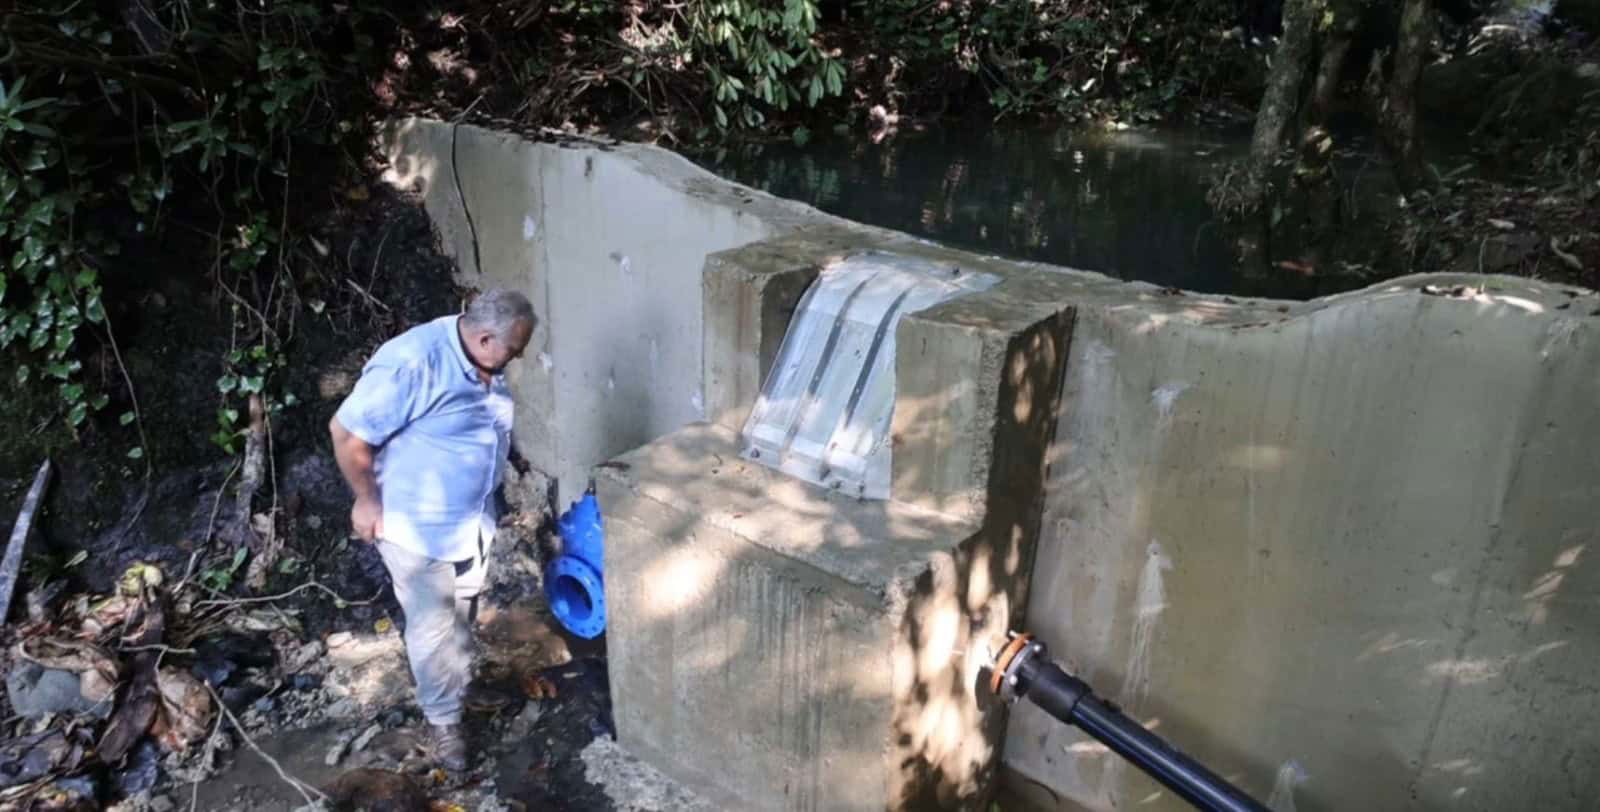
1007,279,1600,811
378,117,1600,810
380,119,837,503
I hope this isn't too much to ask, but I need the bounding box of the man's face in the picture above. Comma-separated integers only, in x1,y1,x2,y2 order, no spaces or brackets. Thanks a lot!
472,319,534,375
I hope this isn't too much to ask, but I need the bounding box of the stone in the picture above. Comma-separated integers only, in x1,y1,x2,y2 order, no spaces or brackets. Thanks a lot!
324,698,359,719
286,639,326,673
5,662,112,720
352,723,383,753
504,701,544,741
149,795,176,812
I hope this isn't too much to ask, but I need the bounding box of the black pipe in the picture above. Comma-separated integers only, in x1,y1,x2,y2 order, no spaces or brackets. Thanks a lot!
1010,645,1270,812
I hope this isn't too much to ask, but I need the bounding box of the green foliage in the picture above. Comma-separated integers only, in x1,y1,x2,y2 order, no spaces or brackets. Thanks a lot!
199,547,249,593
0,1,382,458
853,0,1246,121
543,1,845,136
682,0,845,131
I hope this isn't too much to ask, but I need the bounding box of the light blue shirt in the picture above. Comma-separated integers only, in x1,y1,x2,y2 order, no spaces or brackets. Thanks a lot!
334,315,513,561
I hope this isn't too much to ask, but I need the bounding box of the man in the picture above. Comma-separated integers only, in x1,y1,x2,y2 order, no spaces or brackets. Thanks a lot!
329,288,536,770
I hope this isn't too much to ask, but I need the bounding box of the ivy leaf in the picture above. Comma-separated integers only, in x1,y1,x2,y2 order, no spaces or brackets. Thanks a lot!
15,365,28,384
67,402,87,426
127,446,144,460
217,374,239,394
61,382,83,402
91,393,109,410
120,411,136,426
84,293,104,324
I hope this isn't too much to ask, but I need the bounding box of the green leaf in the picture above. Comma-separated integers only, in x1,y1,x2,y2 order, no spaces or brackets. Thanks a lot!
67,402,87,426
217,374,239,394
15,365,28,384
240,375,264,394
62,382,83,402
127,446,144,460
228,547,248,573
120,411,136,426
85,294,104,324
91,393,109,410
74,268,97,289
792,126,812,146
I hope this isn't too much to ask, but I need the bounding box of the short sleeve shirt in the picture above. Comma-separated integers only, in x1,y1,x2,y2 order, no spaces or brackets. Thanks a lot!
333,315,513,561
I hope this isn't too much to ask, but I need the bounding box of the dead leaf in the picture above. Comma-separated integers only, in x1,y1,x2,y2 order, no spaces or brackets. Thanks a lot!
1488,218,1515,231
15,638,122,705
344,185,371,202
152,668,215,753
80,594,138,637
430,803,468,812
226,608,302,635
374,617,394,634
520,673,558,700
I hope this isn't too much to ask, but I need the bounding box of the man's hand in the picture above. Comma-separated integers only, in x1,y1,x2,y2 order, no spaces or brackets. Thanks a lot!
330,416,384,543
351,496,384,542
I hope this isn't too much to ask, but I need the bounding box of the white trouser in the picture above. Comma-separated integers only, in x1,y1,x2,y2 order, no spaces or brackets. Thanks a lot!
375,536,489,725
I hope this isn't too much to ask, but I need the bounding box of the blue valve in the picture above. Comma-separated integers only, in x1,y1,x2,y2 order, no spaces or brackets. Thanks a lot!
546,483,606,639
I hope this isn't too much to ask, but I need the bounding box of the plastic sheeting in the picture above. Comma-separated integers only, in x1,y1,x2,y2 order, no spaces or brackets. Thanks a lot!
740,251,998,499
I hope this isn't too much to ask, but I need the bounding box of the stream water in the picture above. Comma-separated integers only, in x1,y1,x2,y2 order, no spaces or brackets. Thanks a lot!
696,123,1399,300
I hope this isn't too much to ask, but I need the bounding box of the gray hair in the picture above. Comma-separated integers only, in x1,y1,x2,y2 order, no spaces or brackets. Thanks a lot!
461,288,536,340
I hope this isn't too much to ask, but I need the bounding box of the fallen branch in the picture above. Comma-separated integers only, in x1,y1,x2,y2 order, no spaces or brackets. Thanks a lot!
205,681,328,807
193,579,378,609
1,459,54,621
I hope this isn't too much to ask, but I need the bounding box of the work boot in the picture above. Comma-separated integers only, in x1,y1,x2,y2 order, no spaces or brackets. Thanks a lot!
427,723,469,771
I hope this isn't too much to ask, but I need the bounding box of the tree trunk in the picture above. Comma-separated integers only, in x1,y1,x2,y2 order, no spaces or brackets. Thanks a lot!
1244,0,1326,211
1377,0,1436,195
1308,0,1364,125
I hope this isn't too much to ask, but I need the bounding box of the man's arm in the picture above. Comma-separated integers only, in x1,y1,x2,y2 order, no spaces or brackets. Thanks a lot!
329,416,384,542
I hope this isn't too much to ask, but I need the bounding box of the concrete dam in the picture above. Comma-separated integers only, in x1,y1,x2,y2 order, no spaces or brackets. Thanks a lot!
380,118,1600,811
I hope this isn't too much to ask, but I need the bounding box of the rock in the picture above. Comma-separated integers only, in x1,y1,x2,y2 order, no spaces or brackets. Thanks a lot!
149,795,176,812
505,701,544,740
381,706,409,728
325,697,360,719
352,723,384,753
6,662,112,720
286,639,326,673
115,741,163,797
0,730,80,787
580,737,716,812
291,673,324,692
326,632,354,649
325,726,361,767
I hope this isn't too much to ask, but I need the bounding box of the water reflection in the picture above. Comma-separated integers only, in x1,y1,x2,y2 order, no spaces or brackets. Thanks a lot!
695,124,1385,299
